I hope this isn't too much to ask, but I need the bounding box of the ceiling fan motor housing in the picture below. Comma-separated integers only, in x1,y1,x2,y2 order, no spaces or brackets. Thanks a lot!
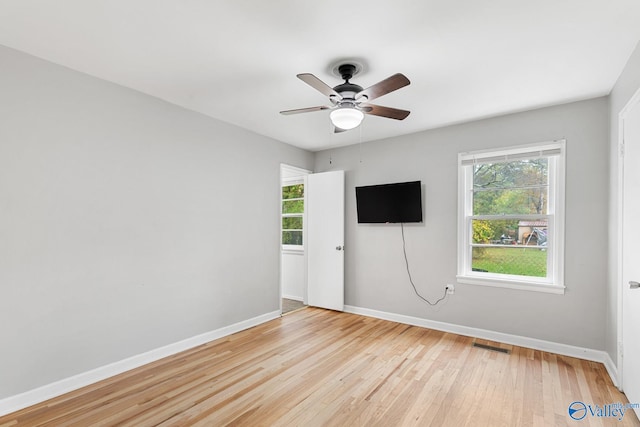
332,64,364,102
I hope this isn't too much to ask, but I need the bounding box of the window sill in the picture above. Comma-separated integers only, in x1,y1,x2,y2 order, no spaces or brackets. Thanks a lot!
456,275,565,295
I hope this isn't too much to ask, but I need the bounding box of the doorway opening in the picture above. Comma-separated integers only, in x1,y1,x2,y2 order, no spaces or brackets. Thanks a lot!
617,87,640,414
280,164,311,314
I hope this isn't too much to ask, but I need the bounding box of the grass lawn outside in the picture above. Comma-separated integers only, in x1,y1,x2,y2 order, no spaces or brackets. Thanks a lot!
472,246,547,277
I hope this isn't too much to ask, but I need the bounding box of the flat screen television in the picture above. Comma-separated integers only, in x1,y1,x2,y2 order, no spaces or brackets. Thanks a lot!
355,181,423,223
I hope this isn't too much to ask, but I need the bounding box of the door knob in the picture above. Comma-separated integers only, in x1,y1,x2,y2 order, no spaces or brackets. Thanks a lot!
336,245,343,251
630,281,640,289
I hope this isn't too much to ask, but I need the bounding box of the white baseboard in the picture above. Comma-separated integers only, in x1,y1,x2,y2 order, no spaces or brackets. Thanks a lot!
344,305,618,383
0,310,281,417
603,353,620,389
282,294,303,301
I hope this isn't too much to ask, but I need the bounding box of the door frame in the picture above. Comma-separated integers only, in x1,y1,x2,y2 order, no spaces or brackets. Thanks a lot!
616,87,640,391
279,164,312,314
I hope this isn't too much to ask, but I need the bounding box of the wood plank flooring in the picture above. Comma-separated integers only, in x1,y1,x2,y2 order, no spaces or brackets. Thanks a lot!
1,307,638,426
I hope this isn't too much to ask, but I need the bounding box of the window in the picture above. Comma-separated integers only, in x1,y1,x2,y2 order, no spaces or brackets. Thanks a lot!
282,181,304,249
457,140,565,294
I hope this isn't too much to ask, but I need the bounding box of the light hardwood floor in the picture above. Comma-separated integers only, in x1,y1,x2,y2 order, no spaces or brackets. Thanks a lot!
1,307,638,426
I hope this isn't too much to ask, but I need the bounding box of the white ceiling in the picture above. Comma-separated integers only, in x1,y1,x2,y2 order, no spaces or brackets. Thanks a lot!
1,1,639,151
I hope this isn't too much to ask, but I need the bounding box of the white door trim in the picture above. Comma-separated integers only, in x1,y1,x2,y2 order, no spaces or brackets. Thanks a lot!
616,87,640,391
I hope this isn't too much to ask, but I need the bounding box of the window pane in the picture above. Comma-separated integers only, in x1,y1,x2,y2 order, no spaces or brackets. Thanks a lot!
282,199,304,214
472,219,547,245
282,216,303,230
282,184,304,200
473,159,548,215
472,246,547,278
473,187,548,215
282,231,303,245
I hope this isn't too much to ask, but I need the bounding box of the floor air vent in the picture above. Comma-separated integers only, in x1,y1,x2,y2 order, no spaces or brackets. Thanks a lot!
472,342,511,354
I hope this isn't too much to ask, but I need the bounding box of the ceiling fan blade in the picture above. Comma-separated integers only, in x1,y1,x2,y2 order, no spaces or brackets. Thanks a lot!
361,104,411,120
297,73,340,98
280,106,331,115
356,73,410,102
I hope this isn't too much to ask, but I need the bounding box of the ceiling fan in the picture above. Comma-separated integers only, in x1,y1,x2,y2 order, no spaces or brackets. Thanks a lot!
280,63,411,132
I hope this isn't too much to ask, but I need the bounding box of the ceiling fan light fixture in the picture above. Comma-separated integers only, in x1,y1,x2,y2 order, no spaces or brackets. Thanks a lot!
281,65,411,132
330,107,364,130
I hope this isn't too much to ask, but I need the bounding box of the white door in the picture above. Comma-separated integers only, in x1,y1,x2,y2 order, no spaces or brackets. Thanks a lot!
622,94,640,416
307,170,344,311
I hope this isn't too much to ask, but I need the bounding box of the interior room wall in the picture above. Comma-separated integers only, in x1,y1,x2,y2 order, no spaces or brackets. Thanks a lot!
281,251,305,300
607,41,640,365
0,45,314,399
314,97,609,351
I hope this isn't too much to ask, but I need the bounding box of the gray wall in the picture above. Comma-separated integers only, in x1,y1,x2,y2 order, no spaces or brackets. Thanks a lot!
0,45,314,398
315,97,609,350
607,41,640,364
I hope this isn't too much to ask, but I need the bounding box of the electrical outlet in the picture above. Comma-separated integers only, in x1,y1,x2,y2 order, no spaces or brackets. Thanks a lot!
445,284,455,295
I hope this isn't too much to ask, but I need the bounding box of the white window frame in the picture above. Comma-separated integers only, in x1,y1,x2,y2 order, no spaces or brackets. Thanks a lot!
457,140,566,294
281,177,305,252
